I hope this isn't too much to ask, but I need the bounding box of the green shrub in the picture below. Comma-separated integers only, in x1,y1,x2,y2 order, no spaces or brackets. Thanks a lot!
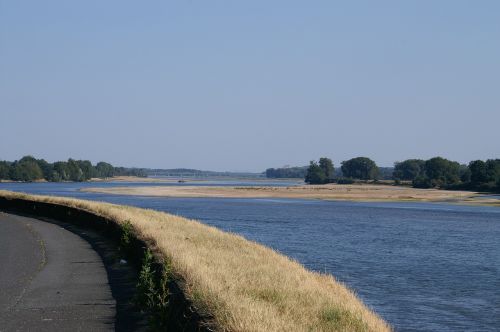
119,220,133,256
135,249,170,330
336,177,355,184
412,176,432,188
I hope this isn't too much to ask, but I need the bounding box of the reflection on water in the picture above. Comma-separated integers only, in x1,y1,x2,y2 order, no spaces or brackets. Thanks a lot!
1,181,499,331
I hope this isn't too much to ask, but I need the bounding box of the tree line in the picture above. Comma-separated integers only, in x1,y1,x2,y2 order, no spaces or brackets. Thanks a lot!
0,156,146,182
265,166,308,179
305,157,380,184
303,156,500,192
394,157,500,192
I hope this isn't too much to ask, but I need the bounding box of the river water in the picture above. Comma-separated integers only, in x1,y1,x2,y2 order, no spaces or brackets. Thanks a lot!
1,180,499,331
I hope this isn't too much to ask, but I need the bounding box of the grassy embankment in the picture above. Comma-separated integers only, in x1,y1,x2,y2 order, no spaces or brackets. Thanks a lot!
0,190,390,332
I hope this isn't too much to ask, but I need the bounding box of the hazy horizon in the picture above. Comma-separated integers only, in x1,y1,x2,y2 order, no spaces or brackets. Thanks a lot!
1,1,499,172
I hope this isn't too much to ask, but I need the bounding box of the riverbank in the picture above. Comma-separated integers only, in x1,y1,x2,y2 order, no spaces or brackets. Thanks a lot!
1,176,165,183
81,183,500,206
91,176,303,184
89,176,178,182
0,190,390,331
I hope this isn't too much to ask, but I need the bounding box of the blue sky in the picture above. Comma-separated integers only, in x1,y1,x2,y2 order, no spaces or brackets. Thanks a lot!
1,1,499,171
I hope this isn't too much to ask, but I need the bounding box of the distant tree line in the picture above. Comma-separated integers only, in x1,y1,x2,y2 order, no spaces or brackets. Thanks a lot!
303,156,382,184
265,166,308,179
147,168,263,178
267,159,394,182
296,155,500,192
394,157,500,192
0,156,146,182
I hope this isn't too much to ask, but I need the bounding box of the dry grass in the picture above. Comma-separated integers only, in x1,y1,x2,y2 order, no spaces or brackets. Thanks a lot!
82,183,479,204
0,190,390,332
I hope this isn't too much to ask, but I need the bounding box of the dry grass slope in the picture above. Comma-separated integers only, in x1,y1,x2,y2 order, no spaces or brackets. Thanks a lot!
0,190,391,332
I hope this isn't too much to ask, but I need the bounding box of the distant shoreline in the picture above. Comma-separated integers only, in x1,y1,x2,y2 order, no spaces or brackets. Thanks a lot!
1,176,302,184
88,175,178,183
81,183,500,207
0,176,179,184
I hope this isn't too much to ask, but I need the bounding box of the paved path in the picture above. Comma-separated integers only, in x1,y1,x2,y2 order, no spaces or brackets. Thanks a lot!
0,212,142,331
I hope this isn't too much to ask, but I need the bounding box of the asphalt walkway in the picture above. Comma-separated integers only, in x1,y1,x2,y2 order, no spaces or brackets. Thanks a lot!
0,212,145,331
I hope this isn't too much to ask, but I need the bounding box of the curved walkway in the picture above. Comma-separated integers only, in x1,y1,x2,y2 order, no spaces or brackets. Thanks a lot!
0,212,144,331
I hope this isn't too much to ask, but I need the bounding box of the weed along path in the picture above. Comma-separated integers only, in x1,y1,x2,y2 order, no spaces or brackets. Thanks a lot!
0,212,145,331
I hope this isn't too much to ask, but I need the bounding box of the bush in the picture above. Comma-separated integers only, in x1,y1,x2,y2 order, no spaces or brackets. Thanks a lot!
412,176,432,188
336,177,355,184
135,249,170,329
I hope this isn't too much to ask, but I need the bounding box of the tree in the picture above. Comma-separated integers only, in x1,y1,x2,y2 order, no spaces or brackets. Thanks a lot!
67,159,84,182
0,161,10,179
318,157,334,181
393,159,425,181
469,160,500,192
53,161,69,181
459,164,471,183
424,157,460,186
0,156,126,182
485,159,500,183
36,159,53,180
8,156,44,182
305,161,327,184
77,160,94,181
412,175,432,188
265,166,308,179
96,162,115,178
50,170,63,182
341,157,379,180
469,160,488,184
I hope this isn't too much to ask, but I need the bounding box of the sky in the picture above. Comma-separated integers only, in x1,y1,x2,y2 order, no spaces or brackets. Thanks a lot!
1,1,499,172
